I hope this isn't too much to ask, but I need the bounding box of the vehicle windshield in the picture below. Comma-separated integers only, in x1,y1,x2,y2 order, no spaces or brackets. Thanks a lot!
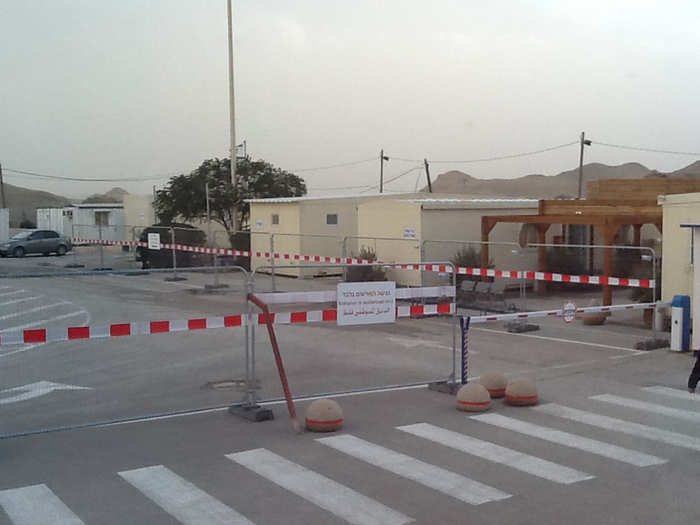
10,231,32,240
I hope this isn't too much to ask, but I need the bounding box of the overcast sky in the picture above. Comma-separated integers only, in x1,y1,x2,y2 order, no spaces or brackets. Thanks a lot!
2,0,700,198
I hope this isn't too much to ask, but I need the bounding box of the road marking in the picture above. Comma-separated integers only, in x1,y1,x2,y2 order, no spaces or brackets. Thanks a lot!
0,344,40,359
227,448,412,525
534,403,700,452
471,413,666,467
473,327,642,353
591,394,700,423
642,386,700,402
317,434,510,505
385,336,454,351
2,310,87,332
0,484,85,525
0,380,92,405
397,422,593,484
0,290,25,298
0,302,69,322
119,465,254,525
0,296,40,307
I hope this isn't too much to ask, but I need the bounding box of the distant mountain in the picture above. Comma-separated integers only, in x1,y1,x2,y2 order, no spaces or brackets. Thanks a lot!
3,183,70,227
82,187,128,204
427,162,654,199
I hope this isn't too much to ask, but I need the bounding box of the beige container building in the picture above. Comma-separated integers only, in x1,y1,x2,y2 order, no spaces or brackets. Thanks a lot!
658,192,700,303
248,193,540,284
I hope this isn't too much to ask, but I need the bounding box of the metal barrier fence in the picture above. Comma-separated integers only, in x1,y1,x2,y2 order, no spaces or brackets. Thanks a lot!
237,261,458,415
0,248,671,439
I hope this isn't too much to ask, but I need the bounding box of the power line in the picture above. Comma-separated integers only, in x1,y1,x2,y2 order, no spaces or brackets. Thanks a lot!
591,141,700,156
361,165,423,193
428,141,578,164
3,168,173,182
291,157,376,172
308,183,374,191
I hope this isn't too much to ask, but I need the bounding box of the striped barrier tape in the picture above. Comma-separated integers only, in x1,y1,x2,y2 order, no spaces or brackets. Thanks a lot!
0,303,454,346
70,238,654,289
468,301,662,324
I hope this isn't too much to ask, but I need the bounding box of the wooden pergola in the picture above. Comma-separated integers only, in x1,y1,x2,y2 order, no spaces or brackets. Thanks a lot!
481,200,662,305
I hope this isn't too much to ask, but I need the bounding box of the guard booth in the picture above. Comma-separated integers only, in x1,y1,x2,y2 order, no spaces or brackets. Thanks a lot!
679,223,700,351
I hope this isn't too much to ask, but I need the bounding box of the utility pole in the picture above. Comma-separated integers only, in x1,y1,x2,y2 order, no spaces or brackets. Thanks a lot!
379,149,389,193
0,163,6,208
227,0,238,233
423,158,433,193
577,131,592,199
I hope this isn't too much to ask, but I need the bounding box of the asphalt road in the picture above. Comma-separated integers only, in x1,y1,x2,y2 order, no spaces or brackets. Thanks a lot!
0,251,696,524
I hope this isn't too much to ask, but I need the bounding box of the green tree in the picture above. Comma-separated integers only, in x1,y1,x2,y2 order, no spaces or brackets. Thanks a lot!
154,157,306,246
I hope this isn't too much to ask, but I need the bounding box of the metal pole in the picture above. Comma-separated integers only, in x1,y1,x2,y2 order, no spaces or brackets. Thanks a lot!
227,0,238,233
213,232,220,287
379,149,384,193
99,223,104,269
270,233,276,292
206,182,212,247
171,226,178,280
0,162,6,209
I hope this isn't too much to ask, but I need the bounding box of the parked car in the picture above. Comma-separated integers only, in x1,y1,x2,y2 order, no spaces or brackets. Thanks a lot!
135,223,206,269
0,230,72,257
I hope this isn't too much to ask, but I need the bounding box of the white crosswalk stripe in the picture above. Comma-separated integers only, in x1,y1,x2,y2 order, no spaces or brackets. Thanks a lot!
471,413,666,467
642,386,700,402
534,403,700,452
227,448,412,525
591,394,700,423
0,483,85,525
317,434,511,505
397,422,593,484
118,465,254,525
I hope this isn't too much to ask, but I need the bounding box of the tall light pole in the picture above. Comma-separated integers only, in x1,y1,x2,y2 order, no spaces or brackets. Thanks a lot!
577,131,592,199
227,0,238,232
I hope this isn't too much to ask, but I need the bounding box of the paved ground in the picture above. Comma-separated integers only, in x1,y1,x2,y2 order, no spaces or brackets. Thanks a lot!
0,248,694,524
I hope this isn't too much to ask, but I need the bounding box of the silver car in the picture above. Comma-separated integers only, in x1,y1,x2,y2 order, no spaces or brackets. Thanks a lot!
0,230,73,257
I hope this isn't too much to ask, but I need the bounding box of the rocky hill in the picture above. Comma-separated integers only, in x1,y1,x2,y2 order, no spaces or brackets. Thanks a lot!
427,160,700,199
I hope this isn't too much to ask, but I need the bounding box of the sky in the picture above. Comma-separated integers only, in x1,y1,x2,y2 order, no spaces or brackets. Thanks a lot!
2,0,700,198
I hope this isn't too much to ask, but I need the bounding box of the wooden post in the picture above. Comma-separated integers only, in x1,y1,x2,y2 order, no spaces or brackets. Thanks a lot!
596,223,620,306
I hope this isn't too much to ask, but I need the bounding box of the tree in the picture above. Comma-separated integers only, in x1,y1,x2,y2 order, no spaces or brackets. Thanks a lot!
154,157,306,246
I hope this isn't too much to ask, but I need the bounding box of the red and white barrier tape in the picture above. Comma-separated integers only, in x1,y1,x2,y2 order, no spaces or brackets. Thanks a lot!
469,301,661,324
0,303,454,346
70,238,654,289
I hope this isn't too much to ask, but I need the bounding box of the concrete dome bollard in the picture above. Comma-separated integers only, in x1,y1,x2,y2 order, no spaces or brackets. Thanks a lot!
305,399,344,432
456,383,491,412
505,379,538,406
478,372,507,398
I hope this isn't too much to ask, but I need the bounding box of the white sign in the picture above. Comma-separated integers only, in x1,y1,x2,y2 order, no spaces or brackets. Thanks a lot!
403,227,416,239
147,233,161,250
562,301,577,323
337,281,396,326
0,381,92,406
255,219,264,229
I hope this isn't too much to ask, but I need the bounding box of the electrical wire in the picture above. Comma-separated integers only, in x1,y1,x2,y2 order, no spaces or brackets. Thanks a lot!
3,168,173,182
591,141,700,156
360,165,424,193
428,141,578,164
291,157,377,172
